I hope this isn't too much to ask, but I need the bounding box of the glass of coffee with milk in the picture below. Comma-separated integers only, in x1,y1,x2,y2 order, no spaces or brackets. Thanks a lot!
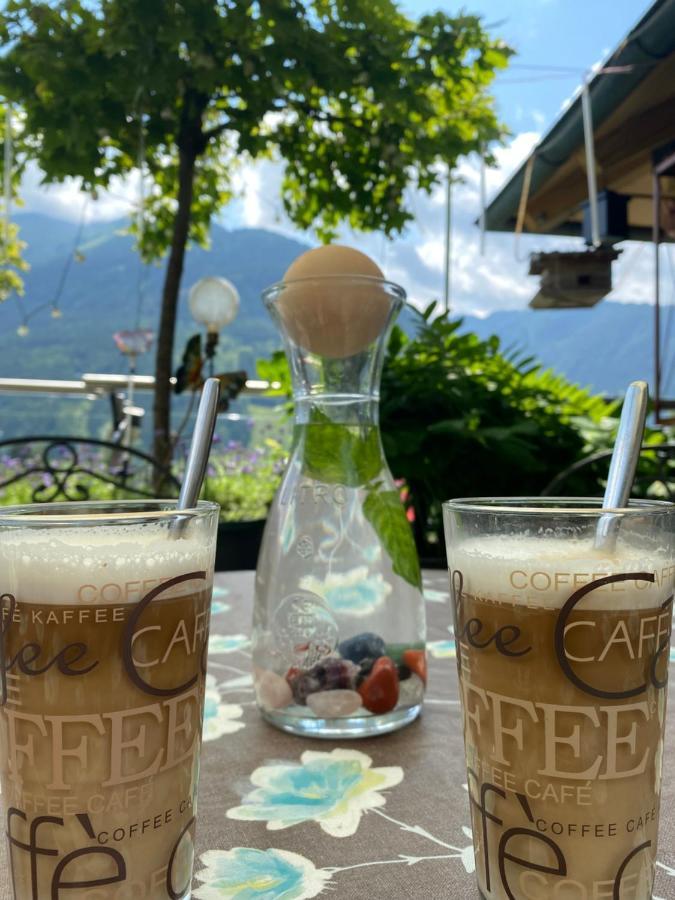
0,500,219,899
444,497,674,900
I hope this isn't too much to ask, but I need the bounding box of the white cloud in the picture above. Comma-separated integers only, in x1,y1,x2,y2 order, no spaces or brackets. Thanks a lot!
241,167,262,227
531,109,546,129
20,161,138,222
416,237,444,271
227,159,294,238
18,126,657,318
609,241,664,305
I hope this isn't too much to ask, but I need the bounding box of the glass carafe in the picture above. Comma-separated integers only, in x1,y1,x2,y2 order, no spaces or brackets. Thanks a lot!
253,275,426,738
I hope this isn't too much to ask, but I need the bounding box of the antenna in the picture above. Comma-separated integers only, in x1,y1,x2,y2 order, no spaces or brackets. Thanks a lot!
443,165,452,312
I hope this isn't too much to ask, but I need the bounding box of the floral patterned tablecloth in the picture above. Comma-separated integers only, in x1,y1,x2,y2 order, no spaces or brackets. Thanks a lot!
1,570,674,899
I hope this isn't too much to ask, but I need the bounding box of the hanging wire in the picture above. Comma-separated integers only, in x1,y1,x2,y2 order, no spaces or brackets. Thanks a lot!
497,57,659,86
14,195,91,333
443,164,452,312
497,74,583,84
3,101,91,332
44,195,90,319
508,63,586,73
133,89,147,330
16,196,91,337
2,103,30,334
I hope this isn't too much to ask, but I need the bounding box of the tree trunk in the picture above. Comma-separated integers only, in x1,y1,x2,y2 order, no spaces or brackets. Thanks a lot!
152,143,198,492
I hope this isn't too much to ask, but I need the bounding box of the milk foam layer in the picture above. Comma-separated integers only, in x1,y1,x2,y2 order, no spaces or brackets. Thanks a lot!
0,523,215,605
450,535,674,610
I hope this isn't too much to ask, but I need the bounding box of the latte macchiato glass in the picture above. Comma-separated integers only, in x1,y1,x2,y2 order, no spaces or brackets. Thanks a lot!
443,498,674,900
0,500,219,899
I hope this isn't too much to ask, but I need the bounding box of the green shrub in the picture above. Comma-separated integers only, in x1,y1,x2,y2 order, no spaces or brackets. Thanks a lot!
0,440,288,522
379,305,620,555
200,438,287,521
256,304,627,556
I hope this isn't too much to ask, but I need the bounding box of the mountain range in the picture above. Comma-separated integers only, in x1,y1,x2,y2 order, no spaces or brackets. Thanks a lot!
0,212,661,441
460,302,656,399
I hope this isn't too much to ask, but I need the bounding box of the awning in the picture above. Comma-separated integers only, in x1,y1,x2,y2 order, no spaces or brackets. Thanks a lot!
484,0,675,243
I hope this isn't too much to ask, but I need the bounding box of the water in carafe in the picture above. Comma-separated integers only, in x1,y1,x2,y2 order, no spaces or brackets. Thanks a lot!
252,247,426,738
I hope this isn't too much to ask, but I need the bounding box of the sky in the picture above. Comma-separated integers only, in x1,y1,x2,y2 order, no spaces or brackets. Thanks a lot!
15,0,666,317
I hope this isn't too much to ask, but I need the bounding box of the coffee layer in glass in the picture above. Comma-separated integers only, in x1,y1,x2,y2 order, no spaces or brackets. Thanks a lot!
0,501,218,899
444,499,674,900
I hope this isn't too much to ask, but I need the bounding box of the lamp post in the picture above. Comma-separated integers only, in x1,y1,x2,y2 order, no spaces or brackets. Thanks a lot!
112,329,154,446
188,276,240,376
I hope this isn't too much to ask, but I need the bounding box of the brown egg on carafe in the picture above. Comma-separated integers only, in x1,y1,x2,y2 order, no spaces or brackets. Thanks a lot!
277,245,392,358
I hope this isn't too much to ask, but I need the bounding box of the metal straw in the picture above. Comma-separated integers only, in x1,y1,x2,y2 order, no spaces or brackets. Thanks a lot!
171,377,220,536
594,381,648,552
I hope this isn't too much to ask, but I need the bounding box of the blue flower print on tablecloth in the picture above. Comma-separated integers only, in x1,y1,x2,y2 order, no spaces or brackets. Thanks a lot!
193,848,331,899
211,599,231,616
203,675,245,742
428,638,456,658
197,827,478,896
209,634,251,654
428,621,456,659
299,567,391,617
227,749,403,837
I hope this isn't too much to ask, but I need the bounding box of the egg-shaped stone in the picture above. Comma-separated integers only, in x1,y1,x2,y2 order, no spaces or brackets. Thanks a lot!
275,245,393,358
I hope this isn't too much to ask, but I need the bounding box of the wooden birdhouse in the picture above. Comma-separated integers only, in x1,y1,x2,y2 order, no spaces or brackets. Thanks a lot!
528,247,621,309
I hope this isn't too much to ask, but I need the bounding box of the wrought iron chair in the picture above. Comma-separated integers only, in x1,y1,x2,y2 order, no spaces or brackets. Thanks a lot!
0,437,180,504
540,442,675,501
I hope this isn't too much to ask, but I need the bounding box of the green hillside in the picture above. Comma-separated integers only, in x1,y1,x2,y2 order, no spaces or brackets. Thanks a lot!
0,214,310,441
0,212,660,445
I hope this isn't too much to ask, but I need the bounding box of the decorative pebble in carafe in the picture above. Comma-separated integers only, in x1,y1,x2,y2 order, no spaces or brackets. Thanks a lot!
252,245,426,738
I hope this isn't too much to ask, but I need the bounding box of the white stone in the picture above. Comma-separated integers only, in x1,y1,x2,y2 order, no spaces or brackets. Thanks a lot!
398,673,425,707
255,669,293,710
307,689,363,718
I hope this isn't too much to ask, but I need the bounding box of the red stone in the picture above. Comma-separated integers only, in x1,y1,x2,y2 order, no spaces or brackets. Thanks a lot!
358,656,399,714
403,649,427,685
285,666,301,684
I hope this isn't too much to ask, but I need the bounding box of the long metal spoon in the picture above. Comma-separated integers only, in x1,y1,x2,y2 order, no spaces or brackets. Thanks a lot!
594,380,648,552
171,377,221,536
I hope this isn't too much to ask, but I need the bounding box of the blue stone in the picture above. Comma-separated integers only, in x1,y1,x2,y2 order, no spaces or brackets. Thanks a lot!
338,632,386,665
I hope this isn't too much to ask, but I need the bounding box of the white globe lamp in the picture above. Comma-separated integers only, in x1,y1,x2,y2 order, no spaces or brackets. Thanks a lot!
189,276,239,334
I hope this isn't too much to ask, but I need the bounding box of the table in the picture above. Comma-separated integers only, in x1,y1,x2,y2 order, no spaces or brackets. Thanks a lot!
1,570,674,898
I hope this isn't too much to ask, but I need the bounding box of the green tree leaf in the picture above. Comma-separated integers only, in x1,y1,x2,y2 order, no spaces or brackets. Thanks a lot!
0,0,512,468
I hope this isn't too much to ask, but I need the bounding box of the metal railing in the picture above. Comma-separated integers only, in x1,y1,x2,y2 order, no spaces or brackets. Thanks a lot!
0,373,278,398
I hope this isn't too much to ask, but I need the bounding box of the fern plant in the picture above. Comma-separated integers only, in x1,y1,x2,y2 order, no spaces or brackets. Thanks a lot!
379,304,618,558
257,304,630,560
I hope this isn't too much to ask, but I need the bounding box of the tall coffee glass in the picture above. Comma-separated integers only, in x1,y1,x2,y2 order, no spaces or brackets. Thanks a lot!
0,500,219,899
443,498,674,900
